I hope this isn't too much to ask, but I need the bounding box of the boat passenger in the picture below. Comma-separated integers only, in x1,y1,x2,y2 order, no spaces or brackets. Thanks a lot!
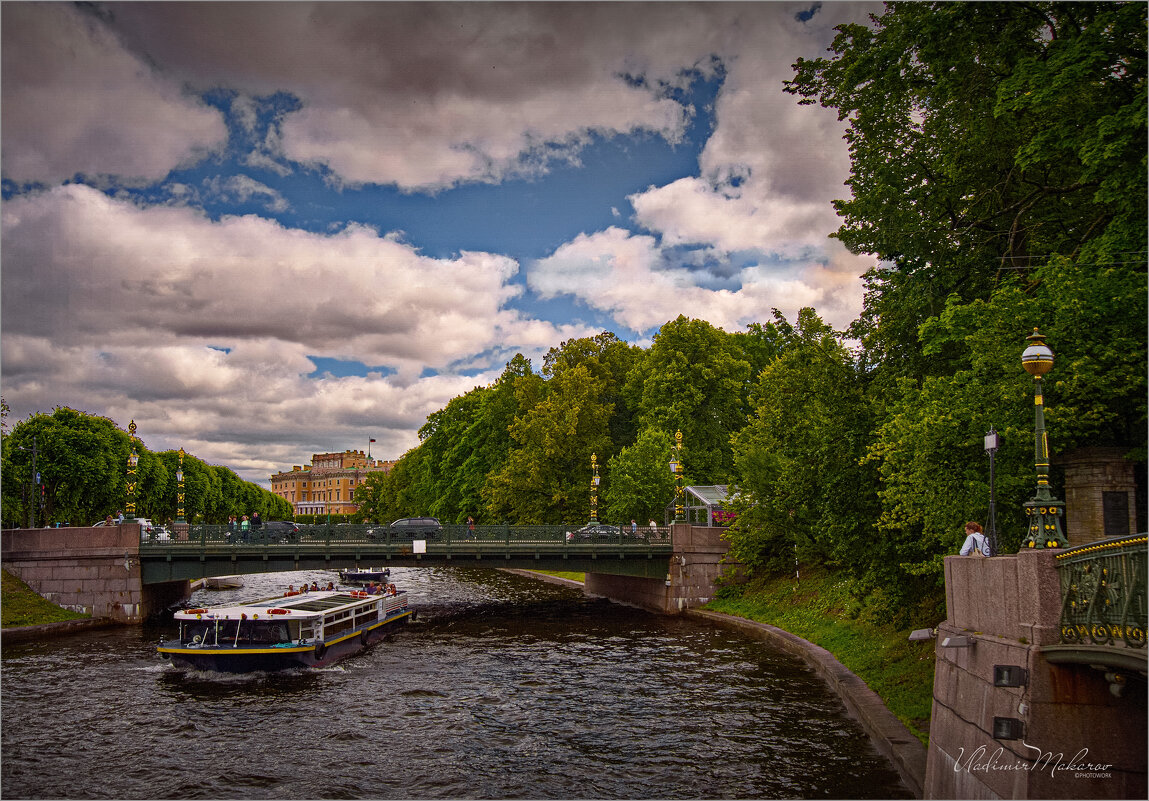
325,581,335,591
310,582,320,591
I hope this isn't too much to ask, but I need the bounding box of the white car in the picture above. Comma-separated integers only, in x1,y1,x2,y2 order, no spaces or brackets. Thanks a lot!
135,518,171,541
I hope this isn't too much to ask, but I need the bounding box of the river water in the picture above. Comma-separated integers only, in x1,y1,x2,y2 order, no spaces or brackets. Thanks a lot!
2,567,911,799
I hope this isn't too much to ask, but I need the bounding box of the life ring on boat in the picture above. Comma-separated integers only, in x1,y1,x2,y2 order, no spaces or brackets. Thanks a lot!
360,630,370,646
185,608,207,614
388,584,397,595
268,608,289,615
352,590,367,598
314,642,327,660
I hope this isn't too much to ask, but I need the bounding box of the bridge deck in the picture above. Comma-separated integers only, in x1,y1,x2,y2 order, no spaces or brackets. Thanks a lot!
138,523,676,583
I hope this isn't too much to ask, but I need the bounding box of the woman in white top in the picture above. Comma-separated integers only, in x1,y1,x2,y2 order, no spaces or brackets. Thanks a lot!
959,521,990,556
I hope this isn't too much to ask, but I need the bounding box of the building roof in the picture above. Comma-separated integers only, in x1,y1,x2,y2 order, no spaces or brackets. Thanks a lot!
684,485,732,506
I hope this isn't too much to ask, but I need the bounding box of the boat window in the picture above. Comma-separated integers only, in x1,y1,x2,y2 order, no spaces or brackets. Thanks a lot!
211,620,294,645
182,622,217,646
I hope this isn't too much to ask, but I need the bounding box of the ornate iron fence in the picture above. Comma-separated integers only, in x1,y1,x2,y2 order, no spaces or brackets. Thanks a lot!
1056,534,1147,649
143,521,673,548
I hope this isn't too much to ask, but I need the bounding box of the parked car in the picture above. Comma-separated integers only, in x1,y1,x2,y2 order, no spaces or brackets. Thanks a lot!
135,518,170,542
368,517,442,541
229,520,299,544
263,520,301,543
565,523,622,542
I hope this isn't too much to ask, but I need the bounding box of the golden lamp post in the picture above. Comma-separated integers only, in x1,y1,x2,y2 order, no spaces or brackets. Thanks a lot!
590,453,601,523
125,420,139,521
176,447,186,524
1020,328,1068,549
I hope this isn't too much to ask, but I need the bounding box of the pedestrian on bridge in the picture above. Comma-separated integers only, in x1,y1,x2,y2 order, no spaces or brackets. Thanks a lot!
958,521,990,557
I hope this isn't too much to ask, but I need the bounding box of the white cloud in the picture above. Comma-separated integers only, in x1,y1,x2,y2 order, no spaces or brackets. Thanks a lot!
0,3,227,184
0,2,885,485
29,2,875,193
203,175,290,213
1,184,532,370
0,334,496,483
0,185,587,482
529,226,866,334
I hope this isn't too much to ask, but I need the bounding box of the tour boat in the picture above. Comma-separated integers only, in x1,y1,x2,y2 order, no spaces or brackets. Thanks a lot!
158,586,413,672
338,566,391,585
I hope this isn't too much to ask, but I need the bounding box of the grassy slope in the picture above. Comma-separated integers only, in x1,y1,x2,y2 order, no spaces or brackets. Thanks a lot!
530,571,586,583
2,569,89,627
705,566,935,745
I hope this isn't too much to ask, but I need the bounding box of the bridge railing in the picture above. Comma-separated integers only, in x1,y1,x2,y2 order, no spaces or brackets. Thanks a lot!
1056,533,1147,649
141,522,674,549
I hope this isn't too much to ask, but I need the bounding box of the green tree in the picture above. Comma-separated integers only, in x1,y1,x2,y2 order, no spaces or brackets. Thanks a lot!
1,408,135,525
452,354,539,522
626,316,752,483
775,2,1146,622
543,332,643,449
484,364,614,523
603,427,676,525
786,1,1147,384
355,447,428,524
728,310,879,579
156,450,223,523
418,389,486,522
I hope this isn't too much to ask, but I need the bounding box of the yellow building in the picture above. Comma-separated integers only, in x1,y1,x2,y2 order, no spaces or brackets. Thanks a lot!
270,450,393,517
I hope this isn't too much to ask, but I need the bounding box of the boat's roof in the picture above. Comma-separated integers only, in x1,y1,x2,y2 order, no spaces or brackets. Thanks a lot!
175,590,386,620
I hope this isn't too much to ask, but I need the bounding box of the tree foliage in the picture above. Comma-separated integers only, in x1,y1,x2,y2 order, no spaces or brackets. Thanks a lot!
0,407,288,527
729,310,878,574
603,427,676,525
485,363,615,524
787,1,1147,384
626,315,753,483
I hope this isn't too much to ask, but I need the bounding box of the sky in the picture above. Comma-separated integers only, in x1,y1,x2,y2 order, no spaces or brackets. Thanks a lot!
2,1,882,487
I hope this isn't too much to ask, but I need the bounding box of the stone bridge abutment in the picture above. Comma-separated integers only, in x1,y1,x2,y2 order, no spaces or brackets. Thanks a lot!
924,550,1146,799
585,523,734,613
1,525,184,623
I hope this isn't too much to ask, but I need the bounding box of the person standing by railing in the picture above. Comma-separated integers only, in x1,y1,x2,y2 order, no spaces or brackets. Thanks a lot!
958,521,990,556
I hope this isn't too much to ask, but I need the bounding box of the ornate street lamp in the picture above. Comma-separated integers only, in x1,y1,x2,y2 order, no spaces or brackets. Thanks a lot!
590,453,600,523
176,447,186,524
1020,329,1068,549
125,420,139,521
672,430,684,523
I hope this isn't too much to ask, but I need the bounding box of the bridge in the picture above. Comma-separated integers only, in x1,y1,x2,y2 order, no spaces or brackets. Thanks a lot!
1,521,727,620
138,522,676,583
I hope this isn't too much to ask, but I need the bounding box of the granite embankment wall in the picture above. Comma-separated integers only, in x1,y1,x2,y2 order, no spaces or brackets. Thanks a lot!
924,551,1146,800
1,525,186,623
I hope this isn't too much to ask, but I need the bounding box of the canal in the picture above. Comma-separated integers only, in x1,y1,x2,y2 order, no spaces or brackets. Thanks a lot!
2,567,911,799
